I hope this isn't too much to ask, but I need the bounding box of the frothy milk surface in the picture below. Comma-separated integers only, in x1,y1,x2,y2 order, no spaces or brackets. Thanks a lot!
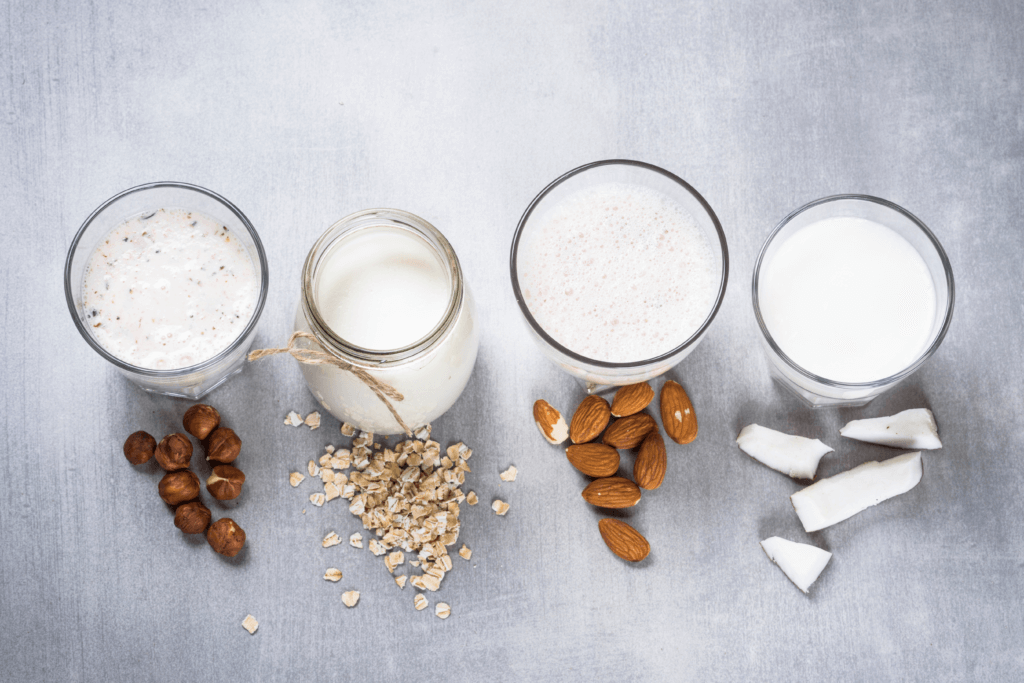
759,216,936,383
315,227,451,350
82,209,259,370
517,182,717,363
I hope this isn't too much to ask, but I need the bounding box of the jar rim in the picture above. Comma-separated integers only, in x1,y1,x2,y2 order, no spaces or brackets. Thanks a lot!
301,209,464,364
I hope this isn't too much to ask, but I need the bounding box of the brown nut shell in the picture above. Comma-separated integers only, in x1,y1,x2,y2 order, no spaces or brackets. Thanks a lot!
602,413,657,449
154,434,194,471
158,470,201,506
174,500,212,534
598,518,650,562
566,443,620,478
204,427,241,464
581,476,642,508
533,399,569,445
570,395,611,444
207,518,246,557
207,464,245,501
660,380,698,444
610,382,655,417
634,430,667,490
123,431,156,465
182,404,221,440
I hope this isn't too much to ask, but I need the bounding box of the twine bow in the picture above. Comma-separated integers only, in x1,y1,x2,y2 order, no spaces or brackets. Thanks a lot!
248,331,412,436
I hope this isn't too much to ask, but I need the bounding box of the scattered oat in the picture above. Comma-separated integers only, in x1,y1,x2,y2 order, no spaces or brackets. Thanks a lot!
310,493,325,507
241,614,258,634
285,411,304,427
305,412,321,430
341,591,360,608
340,422,356,437
459,544,472,560
322,532,341,548
324,482,341,502
466,491,479,506
414,594,428,611
419,574,441,592
435,602,451,619
349,532,363,549
492,499,510,516
395,575,408,589
307,460,320,478
319,454,332,467
414,425,431,440
500,465,518,482
368,539,387,556
289,472,305,487
385,550,405,573
324,568,343,582
325,444,336,454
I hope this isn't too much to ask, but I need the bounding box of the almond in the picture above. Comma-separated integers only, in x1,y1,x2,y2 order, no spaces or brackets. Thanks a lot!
633,430,667,490
581,476,641,508
598,518,650,562
533,399,568,445
570,395,611,444
610,382,654,417
660,380,697,444
602,413,656,449
566,443,620,478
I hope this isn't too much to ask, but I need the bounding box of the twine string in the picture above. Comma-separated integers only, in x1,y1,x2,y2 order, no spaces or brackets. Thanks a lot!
248,331,412,436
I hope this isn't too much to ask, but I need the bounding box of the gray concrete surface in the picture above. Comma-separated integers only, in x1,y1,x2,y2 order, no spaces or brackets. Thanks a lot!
2,1,1022,681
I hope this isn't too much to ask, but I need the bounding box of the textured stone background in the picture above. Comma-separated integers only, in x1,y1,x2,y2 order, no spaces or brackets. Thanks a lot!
2,1,1022,681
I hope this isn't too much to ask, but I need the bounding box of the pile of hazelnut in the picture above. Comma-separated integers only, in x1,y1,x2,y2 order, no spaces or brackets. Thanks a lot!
122,404,247,557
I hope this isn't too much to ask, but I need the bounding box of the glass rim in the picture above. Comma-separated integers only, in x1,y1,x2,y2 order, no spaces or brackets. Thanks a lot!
509,159,730,369
751,193,956,389
300,208,464,363
64,181,270,377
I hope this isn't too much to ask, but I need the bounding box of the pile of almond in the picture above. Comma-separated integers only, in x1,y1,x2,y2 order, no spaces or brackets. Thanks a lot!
534,379,697,562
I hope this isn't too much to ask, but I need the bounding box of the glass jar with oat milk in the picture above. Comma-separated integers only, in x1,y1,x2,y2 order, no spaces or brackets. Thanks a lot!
294,209,479,435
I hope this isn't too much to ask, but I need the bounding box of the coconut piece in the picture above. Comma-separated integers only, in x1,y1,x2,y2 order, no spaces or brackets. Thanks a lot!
736,424,833,480
840,408,941,450
791,452,923,532
760,537,832,593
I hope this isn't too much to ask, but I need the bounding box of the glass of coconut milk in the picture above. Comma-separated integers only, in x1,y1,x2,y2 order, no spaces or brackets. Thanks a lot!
295,209,479,434
65,182,269,399
752,195,955,407
511,160,729,390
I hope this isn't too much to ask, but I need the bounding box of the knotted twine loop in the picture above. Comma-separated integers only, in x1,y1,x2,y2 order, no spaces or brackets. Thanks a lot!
248,331,412,437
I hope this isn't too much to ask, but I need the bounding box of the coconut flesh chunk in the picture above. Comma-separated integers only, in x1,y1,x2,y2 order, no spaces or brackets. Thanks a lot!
839,408,941,450
760,537,832,593
736,424,833,480
790,452,923,532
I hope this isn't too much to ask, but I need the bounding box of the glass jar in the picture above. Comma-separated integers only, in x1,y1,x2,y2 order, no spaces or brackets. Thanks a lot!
294,209,478,435
64,182,269,399
752,195,955,408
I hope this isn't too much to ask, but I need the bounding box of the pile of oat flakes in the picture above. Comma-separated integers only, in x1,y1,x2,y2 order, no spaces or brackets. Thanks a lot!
287,416,491,619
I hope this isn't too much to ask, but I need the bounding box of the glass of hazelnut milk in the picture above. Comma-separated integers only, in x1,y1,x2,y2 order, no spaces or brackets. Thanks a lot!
65,182,269,399
511,160,729,390
752,195,955,407
294,209,479,435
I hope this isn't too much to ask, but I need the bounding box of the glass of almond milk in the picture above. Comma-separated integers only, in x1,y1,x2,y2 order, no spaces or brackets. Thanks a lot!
294,209,478,434
65,182,269,399
753,195,955,407
511,160,729,390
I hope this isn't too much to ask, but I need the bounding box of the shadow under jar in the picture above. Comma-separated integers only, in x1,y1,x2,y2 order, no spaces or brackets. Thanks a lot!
65,182,268,399
752,194,955,408
294,209,479,435
510,160,729,391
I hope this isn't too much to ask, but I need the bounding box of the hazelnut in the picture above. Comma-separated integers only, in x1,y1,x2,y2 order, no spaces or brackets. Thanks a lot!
155,433,193,471
158,470,201,506
123,431,156,465
174,500,212,534
207,517,246,557
207,465,245,501
204,427,241,464
182,404,221,440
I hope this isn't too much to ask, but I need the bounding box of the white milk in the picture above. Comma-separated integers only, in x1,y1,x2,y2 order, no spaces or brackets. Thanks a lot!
517,182,717,363
82,208,258,369
297,221,478,434
315,227,451,350
759,216,936,383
